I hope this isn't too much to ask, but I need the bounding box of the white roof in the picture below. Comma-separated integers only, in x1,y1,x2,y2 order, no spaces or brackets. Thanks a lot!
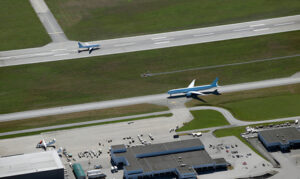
0,150,64,177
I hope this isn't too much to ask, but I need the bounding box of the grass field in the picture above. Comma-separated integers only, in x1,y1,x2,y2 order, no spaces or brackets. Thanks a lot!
0,31,300,114
45,0,300,41
177,110,229,132
0,113,172,139
0,103,169,133
187,84,300,121
0,0,50,51
213,121,294,159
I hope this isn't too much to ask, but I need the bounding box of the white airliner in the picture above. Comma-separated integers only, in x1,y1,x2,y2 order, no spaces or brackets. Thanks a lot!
36,138,56,150
168,78,220,97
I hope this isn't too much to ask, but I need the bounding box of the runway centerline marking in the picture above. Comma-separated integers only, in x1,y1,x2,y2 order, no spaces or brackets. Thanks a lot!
154,41,170,45
151,37,167,40
0,57,12,60
193,33,214,37
233,28,252,32
54,53,70,56
254,28,270,32
274,22,295,26
51,49,67,52
114,42,135,47
6,52,53,59
30,52,54,57
250,24,265,27
48,32,64,34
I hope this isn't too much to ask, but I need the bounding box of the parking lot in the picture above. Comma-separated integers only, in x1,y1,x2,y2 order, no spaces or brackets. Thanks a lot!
181,133,275,179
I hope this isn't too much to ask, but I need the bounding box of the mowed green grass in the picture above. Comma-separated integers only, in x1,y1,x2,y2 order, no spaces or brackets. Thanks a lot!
0,103,169,133
187,84,300,121
0,31,300,114
45,0,300,41
223,95,300,121
0,0,50,51
177,110,229,132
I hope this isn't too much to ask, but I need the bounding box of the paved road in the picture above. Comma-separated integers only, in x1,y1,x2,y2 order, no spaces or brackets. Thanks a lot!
0,15,300,67
0,111,171,136
0,76,299,122
30,0,68,42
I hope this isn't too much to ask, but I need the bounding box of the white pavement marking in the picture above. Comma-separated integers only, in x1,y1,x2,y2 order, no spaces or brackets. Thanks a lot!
233,28,252,32
250,23,265,27
6,52,53,59
274,22,295,26
31,52,53,56
193,32,214,37
48,32,64,34
114,42,135,47
51,49,67,52
54,53,70,56
253,28,270,32
151,37,167,40
154,41,170,45
0,57,12,60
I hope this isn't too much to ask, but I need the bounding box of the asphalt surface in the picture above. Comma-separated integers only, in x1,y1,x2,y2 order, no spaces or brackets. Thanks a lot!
30,0,67,42
0,15,300,67
0,76,299,122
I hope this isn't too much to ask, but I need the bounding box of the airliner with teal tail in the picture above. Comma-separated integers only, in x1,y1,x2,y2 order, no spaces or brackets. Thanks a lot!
168,78,220,97
78,42,100,54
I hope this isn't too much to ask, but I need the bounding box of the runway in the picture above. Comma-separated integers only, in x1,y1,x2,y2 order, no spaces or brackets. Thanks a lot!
0,76,299,122
0,15,300,67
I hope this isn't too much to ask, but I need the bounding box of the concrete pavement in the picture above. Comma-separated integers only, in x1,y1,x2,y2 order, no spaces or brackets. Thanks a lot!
0,15,300,67
30,0,68,42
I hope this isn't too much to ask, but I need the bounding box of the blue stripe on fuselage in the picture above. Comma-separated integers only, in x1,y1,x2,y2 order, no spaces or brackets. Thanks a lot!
168,84,213,94
81,44,100,48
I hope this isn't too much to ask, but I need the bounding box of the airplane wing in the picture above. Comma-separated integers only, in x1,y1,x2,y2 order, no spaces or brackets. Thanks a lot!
189,91,204,95
187,79,196,88
46,139,56,146
89,47,93,54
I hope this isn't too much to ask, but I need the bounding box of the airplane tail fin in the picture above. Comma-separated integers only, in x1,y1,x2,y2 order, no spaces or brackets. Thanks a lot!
78,42,84,48
211,77,219,87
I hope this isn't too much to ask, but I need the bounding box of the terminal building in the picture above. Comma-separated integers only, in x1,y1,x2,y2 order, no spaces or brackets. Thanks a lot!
0,150,64,179
258,127,300,152
110,139,228,179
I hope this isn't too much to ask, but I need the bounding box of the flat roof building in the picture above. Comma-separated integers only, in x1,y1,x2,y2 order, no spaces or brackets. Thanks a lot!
258,127,300,152
0,150,64,179
111,139,227,179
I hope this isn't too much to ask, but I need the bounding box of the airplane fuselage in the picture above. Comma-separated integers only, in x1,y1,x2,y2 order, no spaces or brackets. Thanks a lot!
168,84,214,95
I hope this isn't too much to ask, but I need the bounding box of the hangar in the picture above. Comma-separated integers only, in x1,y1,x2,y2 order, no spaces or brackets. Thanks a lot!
111,139,227,179
258,127,300,152
0,150,64,179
